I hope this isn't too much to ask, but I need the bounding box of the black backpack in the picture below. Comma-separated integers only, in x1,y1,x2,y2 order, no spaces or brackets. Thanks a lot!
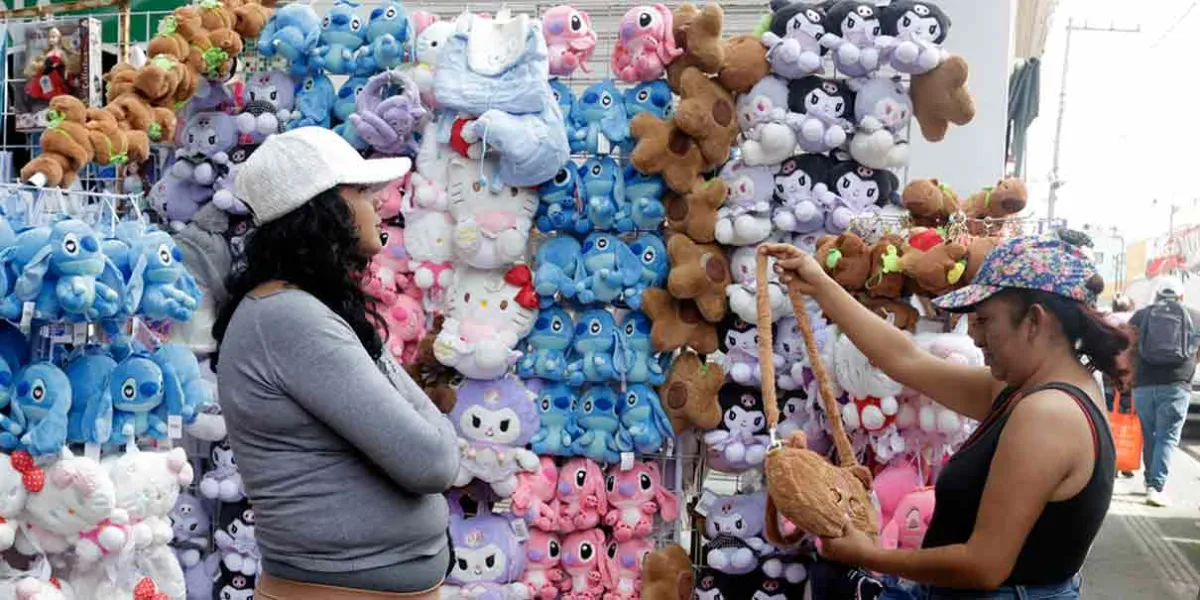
1138,299,1195,366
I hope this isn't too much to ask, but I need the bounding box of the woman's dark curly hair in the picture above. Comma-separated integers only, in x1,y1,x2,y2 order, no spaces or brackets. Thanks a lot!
212,188,383,365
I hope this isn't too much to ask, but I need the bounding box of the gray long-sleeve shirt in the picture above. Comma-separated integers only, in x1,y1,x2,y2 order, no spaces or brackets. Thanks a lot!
217,288,459,584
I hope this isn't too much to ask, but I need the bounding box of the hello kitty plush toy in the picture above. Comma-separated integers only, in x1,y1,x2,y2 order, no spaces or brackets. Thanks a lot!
0,451,37,550
543,5,598,77
523,528,566,600
449,377,542,498
512,456,561,532
435,266,540,380
404,171,455,309
600,537,655,600
557,458,608,534
611,5,682,83
16,449,126,558
105,446,193,550
560,528,608,600
407,12,454,109
602,462,679,542
446,156,538,270
833,329,907,462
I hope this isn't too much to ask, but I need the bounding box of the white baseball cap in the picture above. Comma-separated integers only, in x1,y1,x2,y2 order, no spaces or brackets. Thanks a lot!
1155,275,1184,299
235,127,412,224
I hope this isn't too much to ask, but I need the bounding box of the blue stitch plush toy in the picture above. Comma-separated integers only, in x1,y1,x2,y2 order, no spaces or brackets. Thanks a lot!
567,309,619,386
536,165,586,235
517,307,575,382
530,382,580,457
354,0,409,75
257,3,324,77
618,166,666,233
616,384,674,455
0,324,29,447
65,349,116,446
8,219,123,322
0,362,72,457
332,76,370,150
574,233,641,306
569,79,628,154
123,229,202,322
549,78,578,149
287,74,336,130
579,156,626,232
313,0,367,75
623,233,668,310
0,226,51,321
533,235,584,307
571,385,631,465
105,354,166,446
153,343,212,425
618,312,668,386
617,80,672,154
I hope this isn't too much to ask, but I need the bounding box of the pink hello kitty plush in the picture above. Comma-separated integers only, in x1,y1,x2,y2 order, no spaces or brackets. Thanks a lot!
600,537,655,600
611,5,682,83
557,458,608,534
602,462,679,542
513,457,561,532
561,528,608,600
543,6,598,77
523,528,567,600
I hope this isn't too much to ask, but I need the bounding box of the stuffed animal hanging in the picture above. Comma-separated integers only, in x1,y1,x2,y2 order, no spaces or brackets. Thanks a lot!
787,76,855,154
522,528,566,600
617,312,670,385
773,154,837,235
603,462,679,541
600,537,657,600
557,457,608,534
519,307,576,382
621,167,668,233
849,76,912,170
355,0,410,75
543,5,598,77
820,1,885,78
623,234,670,310
448,377,541,497
312,0,366,75
612,5,683,82
566,309,620,386
199,439,243,502
434,266,539,379
533,235,584,307
571,385,632,465
513,456,561,532
737,75,797,167
727,246,790,324
715,159,774,246
560,528,608,600
761,3,830,79
16,449,123,556
574,234,642,306
703,384,772,472
537,164,586,236
531,382,581,458
579,156,627,232
615,384,674,455
716,317,769,387
445,157,537,270
699,490,772,574
349,69,428,156
257,4,323,76
445,496,529,599
879,1,952,75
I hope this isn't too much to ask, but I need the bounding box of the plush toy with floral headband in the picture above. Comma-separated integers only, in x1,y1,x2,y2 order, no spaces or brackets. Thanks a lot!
755,245,879,547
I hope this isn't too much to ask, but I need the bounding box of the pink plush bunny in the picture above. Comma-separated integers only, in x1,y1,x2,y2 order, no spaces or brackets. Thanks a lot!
383,293,425,364
543,5,598,77
557,458,608,534
561,528,607,600
599,537,654,600
602,462,679,542
611,4,682,83
522,528,567,600
513,457,560,532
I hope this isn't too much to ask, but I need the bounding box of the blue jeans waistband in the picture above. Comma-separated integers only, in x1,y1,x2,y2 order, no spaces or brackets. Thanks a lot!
925,573,1082,599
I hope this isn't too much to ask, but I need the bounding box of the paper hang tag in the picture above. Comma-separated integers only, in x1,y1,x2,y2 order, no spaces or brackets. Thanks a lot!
19,302,34,334
509,518,530,541
167,415,183,440
694,490,717,517
620,452,635,472
73,323,89,345
492,499,513,514
49,322,72,344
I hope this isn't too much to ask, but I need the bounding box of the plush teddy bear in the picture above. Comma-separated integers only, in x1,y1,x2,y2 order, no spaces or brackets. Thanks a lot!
963,236,1001,283
630,113,709,194
657,351,723,433
865,234,907,299
816,233,872,291
665,178,726,243
233,0,272,39
718,35,770,95
963,178,1028,223
669,3,726,84
667,234,731,323
20,96,93,187
910,55,976,142
640,545,695,600
673,66,738,168
135,55,197,108
640,288,719,354
902,178,959,227
901,241,968,297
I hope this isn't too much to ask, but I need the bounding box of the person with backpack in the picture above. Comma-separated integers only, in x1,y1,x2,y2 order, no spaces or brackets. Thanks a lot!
1129,276,1200,507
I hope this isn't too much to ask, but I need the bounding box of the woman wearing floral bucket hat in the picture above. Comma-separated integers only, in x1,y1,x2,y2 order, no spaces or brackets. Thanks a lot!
766,232,1131,599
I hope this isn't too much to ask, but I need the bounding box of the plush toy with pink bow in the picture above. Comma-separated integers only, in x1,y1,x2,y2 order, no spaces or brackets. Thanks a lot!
434,267,540,380
15,449,126,558
557,458,608,534
512,456,561,532
522,528,567,600
543,5,598,77
611,5,682,83
602,462,679,542
600,537,655,600
560,528,608,600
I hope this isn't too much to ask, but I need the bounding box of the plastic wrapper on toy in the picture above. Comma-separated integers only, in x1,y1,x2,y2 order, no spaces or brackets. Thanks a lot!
434,10,551,117
445,156,537,270
714,159,774,247
256,3,323,77
760,4,831,79
543,5,598,77
444,494,530,600
448,377,541,497
602,461,678,542
611,5,683,83
697,490,773,575
532,235,583,308
703,384,772,472
434,266,538,380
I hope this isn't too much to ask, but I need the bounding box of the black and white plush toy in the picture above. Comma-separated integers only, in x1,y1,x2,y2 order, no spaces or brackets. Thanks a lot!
704,383,772,473
880,1,952,74
787,76,856,154
821,1,884,78
214,500,260,577
825,158,898,233
214,570,256,600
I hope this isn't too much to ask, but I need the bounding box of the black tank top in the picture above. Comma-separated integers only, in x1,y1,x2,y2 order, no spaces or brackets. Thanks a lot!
921,382,1115,586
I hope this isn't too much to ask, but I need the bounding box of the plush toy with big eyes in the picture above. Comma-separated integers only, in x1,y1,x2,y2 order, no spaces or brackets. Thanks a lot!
579,156,626,232
623,234,669,310
617,312,670,386
699,491,772,575
518,307,575,382
615,384,674,455
445,497,530,599
772,153,837,235
737,75,797,167
537,165,587,236
786,76,855,154
449,377,541,498
849,76,913,170
522,528,566,600
257,3,323,77
619,166,667,233
715,159,775,247
567,309,620,386
703,383,771,472
761,4,830,79
570,80,629,154
600,537,657,600
716,316,769,386
573,234,642,307
544,5,598,77
312,0,366,75
603,462,679,541
557,457,608,533
727,246,790,325
560,528,608,599
571,386,632,465
879,1,951,74
820,1,884,78
533,235,584,307
611,5,683,83
531,383,581,458
825,158,897,233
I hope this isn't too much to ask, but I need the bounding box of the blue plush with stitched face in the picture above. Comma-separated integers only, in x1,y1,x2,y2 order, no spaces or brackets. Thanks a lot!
623,234,668,310
571,385,631,465
126,229,201,322
618,312,670,387
257,3,323,76
153,343,212,426
353,0,409,74
575,233,642,306
287,74,336,130
569,79,628,154
567,309,619,386
622,80,673,123
65,350,116,446
536,165,586,235
533,235,584,307
15,219,123,320
334,76,370,121
617,384,674,455
619,165,666,232
106,355,167,446
517,307,575,382
314,0,367,75
0,362,71,457
549,78,578,147
579,157,626,232
530,382,580,457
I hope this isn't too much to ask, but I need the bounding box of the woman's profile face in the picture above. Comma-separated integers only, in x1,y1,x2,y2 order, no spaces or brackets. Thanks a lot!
338,184,385,258
968,296,1030,383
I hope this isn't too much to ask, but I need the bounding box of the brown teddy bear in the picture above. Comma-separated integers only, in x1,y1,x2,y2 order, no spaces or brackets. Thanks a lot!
963,236,1001,283
641,287,719,354
860,295,920,331
901,241,968,297
629,113,709,194
665,177,726,243
106,94,154,134
657,351,723,433
672,66,738,169
963,178,1028,220
667,3,725,92
150,107,179,143
911,55,976,142
20,96,94,188
865,234,907,299
171,6,210,41
104,63,140,102
902,179,960,227
147,28,191,62
667,233,731,323
233,0,272,38
717,34,769,94
197,0,236,32
640,545,695,600
815,233,872,291
85,116,133,167
404,316,460,414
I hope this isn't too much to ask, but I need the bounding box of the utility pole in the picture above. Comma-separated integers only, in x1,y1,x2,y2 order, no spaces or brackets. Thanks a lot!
1047,19,1141,221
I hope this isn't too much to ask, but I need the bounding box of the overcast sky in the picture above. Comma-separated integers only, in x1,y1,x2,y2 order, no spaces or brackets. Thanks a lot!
1025,0,1200,241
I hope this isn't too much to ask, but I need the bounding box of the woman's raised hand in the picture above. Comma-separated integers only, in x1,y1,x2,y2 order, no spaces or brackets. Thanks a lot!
759,243,832,297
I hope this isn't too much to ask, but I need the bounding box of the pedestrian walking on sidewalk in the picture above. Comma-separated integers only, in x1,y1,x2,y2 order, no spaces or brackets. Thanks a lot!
1129,277,1200,507
1104,295,1137,478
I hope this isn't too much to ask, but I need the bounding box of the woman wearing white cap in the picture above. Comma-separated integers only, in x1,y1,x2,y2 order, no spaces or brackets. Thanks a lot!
213,127,459,599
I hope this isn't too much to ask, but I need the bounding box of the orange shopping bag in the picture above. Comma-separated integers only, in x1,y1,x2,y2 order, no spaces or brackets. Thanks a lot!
1109,391,1142,473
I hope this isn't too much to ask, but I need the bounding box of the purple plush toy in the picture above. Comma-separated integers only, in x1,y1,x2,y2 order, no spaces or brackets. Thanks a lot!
448,376,542,498
445,494,530,599
349,69,428,156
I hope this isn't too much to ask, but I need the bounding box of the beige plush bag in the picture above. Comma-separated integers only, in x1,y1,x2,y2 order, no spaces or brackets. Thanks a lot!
755,247,879,544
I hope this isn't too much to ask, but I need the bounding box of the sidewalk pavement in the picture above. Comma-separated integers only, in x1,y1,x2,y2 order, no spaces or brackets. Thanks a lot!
1081,442,1200,599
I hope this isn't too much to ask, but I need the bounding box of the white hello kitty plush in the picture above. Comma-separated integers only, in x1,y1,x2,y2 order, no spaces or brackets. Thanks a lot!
17,449,126,559
0,451,37,550
12,578,68,600
833,328,908,461
446,155,537,270
434,266,539,379
405,128,456,311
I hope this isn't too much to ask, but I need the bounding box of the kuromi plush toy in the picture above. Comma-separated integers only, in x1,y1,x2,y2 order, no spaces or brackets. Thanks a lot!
760,3,830,79
543,5,598,77
236,71,296,143
703,384,771,472
199,439,244,503
820,1,885,78
612,5,683,82
449,377,541,498
737,75,797,167
603,462,679,541
786,76,855,154
825,158,897,233
445,498,529,599
880,1,952,75
699,491,772,575
727,246,790,324
214,501,259,577
557,457,608,533
715,159,774,246
772,153,836,234
435,266,539,379
717,316,767,386
849,76,913,169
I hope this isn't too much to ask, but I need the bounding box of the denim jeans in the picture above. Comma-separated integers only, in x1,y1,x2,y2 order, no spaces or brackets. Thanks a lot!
919,573,1082,599
1133,383,1191,492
